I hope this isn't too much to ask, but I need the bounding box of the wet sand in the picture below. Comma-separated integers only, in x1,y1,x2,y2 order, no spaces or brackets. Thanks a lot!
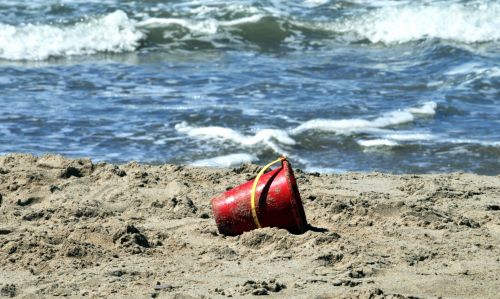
0,154,499,298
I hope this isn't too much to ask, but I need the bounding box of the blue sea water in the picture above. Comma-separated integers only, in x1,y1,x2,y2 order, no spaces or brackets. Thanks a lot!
0,0,499,174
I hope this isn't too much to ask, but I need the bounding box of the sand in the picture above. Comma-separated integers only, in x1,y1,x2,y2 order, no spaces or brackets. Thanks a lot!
0,153,499,298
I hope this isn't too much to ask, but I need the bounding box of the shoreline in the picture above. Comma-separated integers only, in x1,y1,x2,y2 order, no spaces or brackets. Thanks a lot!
1,153,499,298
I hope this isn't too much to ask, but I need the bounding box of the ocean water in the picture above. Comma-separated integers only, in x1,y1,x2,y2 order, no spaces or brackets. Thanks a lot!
0,0,499,174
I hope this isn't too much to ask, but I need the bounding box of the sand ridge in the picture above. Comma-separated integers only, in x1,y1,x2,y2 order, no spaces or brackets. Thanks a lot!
0,154,499,298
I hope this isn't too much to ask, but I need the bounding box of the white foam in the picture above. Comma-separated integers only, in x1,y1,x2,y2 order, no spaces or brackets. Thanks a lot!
444,138,500,147
174,122,296,146
382,132,436,141
0,10,144,61
445,62,483,76
357,139,398,147
303,166,346,174
175,102,439,160
291,101,437,135
176,3,263,18
222,15,266,27
137,14,264,35
407,101,437,115
353,0,411,7
241,108,261,116
138,18,218,35
303,0,329,8
320,2,500,44
191,153,258,167
446,63,500,78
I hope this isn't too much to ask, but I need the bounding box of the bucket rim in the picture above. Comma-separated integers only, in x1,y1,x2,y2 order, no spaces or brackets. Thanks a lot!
282,159,308,233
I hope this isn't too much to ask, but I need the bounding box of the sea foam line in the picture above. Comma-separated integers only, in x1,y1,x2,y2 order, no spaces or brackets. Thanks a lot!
174,122,296,146
175,102,438,153
357,139,399,147
290,101,436,135
0,8,268,61
302,1,500,44
190,153,258,167
174,100,500,161
137,14,265,35
0,10,143,61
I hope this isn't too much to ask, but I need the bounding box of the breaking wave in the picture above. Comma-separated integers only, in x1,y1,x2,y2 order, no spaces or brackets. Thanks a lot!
176,101,438,154
0,11,143,61
323,2,500,44
2,1,500,60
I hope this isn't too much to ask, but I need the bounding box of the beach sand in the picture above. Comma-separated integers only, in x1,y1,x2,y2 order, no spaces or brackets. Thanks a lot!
0,154,499,298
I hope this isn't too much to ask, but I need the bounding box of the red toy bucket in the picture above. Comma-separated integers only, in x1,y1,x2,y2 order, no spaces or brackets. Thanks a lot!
211,157,308,236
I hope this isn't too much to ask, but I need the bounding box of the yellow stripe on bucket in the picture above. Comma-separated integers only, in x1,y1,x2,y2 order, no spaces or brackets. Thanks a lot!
250,156,286,228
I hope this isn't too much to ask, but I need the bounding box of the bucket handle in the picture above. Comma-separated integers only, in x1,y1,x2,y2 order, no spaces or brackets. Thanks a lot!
250,156,287,228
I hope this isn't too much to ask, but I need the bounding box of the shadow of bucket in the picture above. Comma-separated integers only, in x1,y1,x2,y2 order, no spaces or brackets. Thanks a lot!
211,157,308,236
